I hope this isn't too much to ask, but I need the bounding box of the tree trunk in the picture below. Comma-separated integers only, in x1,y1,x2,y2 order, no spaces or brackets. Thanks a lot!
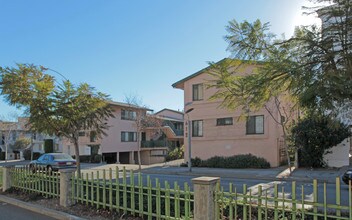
281,126,292,173
73,138,81,177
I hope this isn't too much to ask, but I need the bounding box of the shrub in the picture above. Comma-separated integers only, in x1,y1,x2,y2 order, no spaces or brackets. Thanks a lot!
165,145,184,161
79,155,91,163
0,152,5,160
92,154,102,163
180,163,187,167
191,154,270,169
23,149,31,160
23,149,42,160
72,154,102,163
191,157,202,167
291,114,351,168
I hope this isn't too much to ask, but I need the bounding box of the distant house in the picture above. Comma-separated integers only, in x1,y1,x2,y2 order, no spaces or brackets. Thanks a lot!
0,117,61,160
172,60,288,167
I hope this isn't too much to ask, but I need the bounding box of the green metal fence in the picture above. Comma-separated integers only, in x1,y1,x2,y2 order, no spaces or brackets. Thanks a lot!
215,178,351,220
10,166,60,198
72,167,194,220
6,166,352,220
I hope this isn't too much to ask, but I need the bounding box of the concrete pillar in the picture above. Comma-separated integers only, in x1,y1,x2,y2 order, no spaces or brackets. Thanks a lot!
116,152,120,164
192,176,220,220
59,169,75,207
2,167,12,192
130,151,134,164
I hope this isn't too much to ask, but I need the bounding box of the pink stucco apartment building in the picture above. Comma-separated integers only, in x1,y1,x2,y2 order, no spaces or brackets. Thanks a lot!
62,102,184,165
172,59,287,167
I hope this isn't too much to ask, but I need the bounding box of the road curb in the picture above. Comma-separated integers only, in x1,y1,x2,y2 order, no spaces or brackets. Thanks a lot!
0,195,85,220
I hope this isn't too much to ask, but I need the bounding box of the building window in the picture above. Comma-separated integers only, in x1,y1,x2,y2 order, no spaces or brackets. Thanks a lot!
78,131,86,137
246,115,264,135
192,120,203,137
192,84,204,101
121,132,137,142
90,131,97,142
121,109,137,120
217,117,233,126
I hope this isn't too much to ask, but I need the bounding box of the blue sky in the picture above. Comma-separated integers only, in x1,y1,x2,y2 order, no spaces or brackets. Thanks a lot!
0,0,317,117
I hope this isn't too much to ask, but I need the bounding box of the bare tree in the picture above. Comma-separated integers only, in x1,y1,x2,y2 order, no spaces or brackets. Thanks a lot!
124,95,162,171
263,95,299,171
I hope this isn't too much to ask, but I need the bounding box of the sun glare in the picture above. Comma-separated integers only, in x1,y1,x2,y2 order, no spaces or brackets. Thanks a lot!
293,12,321,27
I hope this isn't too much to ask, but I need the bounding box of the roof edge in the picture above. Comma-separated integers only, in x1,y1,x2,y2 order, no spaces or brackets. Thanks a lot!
171,58,263,89
107,101,153,111
154,108,184,115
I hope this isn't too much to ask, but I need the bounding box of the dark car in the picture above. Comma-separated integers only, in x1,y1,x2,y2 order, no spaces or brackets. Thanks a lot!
30,153,77,173
342,169,352,185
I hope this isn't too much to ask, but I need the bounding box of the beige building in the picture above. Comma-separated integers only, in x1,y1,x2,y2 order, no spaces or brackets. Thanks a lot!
173,60,287,167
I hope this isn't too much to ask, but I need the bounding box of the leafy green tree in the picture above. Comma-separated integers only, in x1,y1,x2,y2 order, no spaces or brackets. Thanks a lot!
11,137,30,151
0,64,114,175
212,0,351,116
209,0,351,168
208,59,298,170
291,113,351,168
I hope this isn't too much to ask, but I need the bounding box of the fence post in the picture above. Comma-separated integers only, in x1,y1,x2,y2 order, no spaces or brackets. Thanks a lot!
192,176,220,220
59,169,75,207
2,166,12,192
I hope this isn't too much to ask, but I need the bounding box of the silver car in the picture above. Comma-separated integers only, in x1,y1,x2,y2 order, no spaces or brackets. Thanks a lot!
30,153,77,173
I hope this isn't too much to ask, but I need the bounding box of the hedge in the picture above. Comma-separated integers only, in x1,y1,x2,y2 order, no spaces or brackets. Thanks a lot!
190,154,270,169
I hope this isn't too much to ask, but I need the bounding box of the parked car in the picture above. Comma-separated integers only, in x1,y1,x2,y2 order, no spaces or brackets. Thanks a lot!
342,169,352,185
30,153,76,173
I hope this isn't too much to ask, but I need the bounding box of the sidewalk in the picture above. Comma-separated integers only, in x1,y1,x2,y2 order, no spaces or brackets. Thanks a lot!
0,159,22,164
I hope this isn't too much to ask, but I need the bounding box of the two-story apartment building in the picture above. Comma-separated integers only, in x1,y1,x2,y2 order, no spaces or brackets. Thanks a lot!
61,101,151,164
172,60,287,167
63,101,181,165
99,103,185,165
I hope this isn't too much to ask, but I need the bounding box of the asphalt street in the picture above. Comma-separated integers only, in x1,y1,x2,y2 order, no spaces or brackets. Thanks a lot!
0,201,56,220
135,173,351,207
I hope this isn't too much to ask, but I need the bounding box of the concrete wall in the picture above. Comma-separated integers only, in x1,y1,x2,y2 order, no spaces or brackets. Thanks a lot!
324,138,350,168
140,149,166,165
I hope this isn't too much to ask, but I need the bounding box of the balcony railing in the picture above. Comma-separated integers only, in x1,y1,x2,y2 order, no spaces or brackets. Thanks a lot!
141,140,171,148
162,121,184,136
